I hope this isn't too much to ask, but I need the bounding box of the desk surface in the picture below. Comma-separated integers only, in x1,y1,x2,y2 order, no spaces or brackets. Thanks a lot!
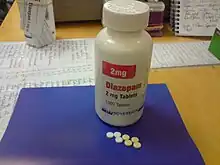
0,2,220,165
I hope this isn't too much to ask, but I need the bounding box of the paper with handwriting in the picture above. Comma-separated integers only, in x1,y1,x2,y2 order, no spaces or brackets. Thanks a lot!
0,39,94,70
179,0,220,36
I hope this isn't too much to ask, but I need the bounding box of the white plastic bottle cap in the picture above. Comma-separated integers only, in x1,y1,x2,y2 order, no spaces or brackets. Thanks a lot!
106,132,114,138
114,132,122,137
133,142,142,149
122,134,130,140
148,0,159,2
115,137,123,143
131,137,139,142
103,0,150,32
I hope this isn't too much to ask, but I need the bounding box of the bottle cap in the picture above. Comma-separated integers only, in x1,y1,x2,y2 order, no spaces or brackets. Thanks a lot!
103,0,150,32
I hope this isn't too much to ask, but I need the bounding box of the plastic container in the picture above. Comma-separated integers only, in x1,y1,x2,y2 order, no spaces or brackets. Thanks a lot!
146,1,165,26
17,0,56,48
95,0,153,126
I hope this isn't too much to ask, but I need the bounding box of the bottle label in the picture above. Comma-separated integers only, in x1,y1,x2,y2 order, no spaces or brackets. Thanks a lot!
102,61,136,79
101,61,145,118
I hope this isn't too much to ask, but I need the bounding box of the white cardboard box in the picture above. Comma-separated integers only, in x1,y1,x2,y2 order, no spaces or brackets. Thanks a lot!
17,0,56,48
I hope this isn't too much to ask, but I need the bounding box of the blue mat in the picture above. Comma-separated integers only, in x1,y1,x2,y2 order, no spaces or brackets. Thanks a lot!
0,84,204,165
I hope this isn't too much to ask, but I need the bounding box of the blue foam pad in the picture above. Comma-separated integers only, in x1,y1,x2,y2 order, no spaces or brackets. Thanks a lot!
0,84,204,165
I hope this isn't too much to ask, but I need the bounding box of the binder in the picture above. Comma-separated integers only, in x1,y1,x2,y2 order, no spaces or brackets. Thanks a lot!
0,85,205,165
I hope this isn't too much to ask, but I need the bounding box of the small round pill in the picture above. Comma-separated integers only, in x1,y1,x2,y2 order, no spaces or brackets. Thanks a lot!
114,132,121,137
115,137,123,143
133,142,142,149
122,134,130,140
131,137,139,142
106,132,114,138
124,140,132,147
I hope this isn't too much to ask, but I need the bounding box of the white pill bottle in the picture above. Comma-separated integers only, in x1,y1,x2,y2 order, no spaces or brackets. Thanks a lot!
95,0,153,126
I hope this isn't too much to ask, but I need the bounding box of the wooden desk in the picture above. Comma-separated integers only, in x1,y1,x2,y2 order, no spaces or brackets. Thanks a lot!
1,2,220,165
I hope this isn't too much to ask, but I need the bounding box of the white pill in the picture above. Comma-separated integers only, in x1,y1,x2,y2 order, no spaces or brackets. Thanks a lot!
115,137,123,143
122,134,130,140
124,140,132,147
131,137,139,142
114,132,121,137
106,132,114,138
133,142,142,149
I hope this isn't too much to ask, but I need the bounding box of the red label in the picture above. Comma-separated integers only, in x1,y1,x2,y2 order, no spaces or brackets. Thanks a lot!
102,61,136,79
